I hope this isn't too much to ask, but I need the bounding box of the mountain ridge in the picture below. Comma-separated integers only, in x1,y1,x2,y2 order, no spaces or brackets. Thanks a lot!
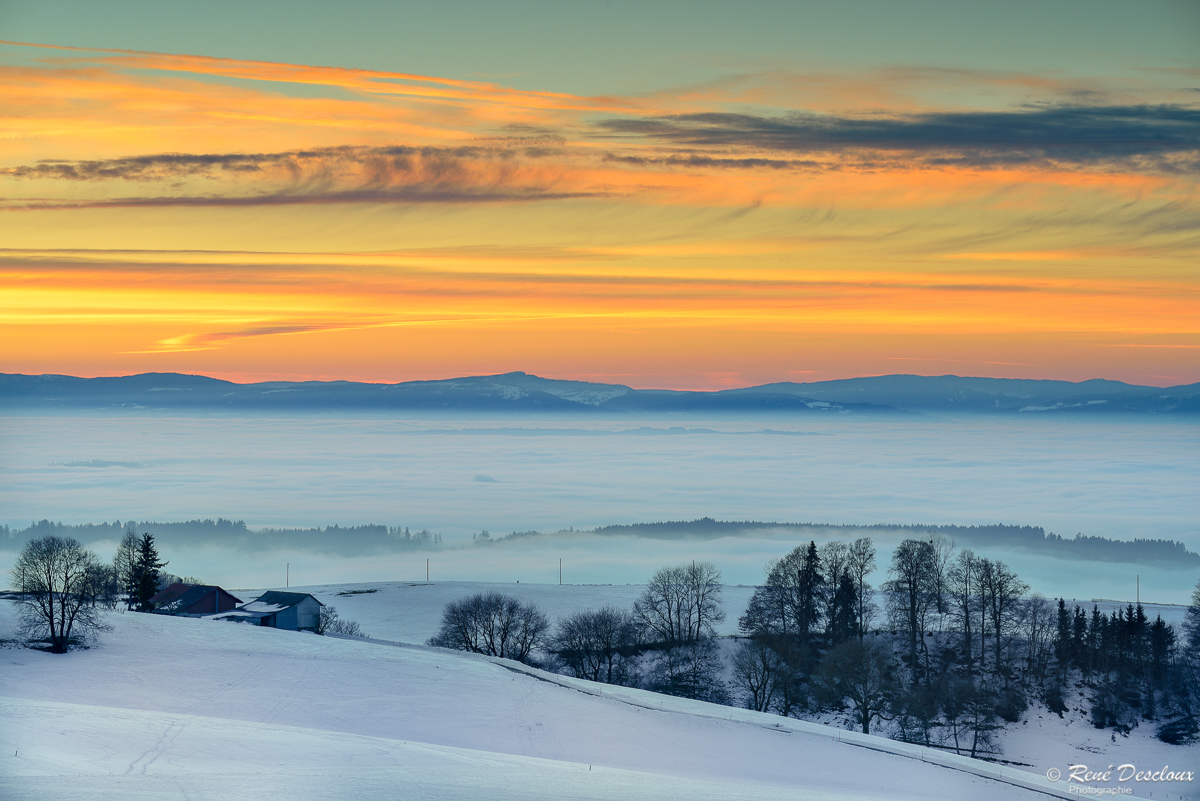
1,371,1197,414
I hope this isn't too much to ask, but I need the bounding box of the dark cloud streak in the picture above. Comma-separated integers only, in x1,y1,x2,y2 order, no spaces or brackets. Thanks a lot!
0,144,598,208
0,145,534,182
596,104,1200,169
0,187,595,211
603,153,817,170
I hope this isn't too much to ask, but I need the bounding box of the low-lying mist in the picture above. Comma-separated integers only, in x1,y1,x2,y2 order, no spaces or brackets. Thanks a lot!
60,530,1200,604
1,411,1196,603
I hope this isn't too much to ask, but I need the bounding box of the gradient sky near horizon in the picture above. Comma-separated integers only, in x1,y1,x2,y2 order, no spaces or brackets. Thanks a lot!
2,1,1198,389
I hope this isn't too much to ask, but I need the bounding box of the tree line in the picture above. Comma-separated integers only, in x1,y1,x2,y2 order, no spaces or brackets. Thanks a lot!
3,519,442,556
589,519,1200,566
428,537,1200,752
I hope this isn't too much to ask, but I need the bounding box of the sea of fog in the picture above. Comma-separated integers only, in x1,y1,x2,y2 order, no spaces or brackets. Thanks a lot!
1,412,1197,603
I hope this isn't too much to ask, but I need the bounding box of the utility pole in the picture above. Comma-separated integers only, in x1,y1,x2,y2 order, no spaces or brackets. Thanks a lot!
426,558,429,583
286,563,289,588
1137,574,1139,604
559,558,562,585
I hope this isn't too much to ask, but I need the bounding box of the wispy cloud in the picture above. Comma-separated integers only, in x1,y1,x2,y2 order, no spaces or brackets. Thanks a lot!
0,144,603,208
596,105,1200,170
603,153,816,170
2,39,637,115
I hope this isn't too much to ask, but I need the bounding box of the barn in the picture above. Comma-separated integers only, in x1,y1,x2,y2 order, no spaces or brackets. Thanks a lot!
215,591,323,632
150,583,243,616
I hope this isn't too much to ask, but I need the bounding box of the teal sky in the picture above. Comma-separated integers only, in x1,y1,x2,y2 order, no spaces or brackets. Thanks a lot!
3,0,1197,95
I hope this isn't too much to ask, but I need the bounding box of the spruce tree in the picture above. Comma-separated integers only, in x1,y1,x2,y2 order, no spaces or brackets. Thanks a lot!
134,533,168,612
1054,598,1071,680
1088,606,1103,674
795,541,823,646
1148,615,1174,690
1072,605,1088,673
828,572,859,645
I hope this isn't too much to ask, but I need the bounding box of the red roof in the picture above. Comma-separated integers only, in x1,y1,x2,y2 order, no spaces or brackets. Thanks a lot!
148,582,191,606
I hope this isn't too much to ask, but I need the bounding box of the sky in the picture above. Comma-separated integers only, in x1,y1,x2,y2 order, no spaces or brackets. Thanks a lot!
1,1,1198,389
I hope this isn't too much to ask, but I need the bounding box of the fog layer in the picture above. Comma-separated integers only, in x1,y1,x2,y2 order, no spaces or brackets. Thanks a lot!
1,413,1196,602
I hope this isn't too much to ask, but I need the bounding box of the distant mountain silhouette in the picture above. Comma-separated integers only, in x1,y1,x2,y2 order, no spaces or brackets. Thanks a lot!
1,371,1196,414
728,375,1200,414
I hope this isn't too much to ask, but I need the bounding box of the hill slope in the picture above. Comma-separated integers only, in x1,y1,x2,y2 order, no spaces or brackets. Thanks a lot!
1,601,1083,801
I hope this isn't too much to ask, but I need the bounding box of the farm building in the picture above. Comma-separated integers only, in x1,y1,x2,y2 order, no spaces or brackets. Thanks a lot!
150,583,243,616
214,591,323,632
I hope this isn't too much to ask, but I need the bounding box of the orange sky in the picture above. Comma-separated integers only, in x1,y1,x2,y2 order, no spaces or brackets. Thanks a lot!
2,41,1198,388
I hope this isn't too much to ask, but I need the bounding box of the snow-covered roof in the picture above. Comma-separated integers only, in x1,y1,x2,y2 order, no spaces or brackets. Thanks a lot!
209,609,273,622
238,590,323,613
239,601,288,613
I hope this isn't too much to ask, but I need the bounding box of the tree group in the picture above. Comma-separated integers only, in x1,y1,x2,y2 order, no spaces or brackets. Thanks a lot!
426,541,1200,753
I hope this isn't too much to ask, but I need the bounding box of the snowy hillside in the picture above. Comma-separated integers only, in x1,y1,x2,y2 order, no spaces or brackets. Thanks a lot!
279,580,1197,796
0,596,1124,801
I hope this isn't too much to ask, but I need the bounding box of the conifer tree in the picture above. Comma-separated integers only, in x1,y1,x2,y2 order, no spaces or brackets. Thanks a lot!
1072,605,1088,673
828,572,859,645
134,533,168,611
1054,598,1071,679
796,541,823,646
1088,606,1103,674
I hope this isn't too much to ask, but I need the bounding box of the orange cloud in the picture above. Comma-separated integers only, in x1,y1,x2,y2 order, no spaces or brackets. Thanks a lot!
2,41,1198,387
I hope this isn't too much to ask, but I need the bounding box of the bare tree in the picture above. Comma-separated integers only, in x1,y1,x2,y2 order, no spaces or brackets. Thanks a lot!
948,549,981,669
1020,594,1055,682
551,606,640,685
979,558,1028,675
112,530,139,610
11,535,111,653
941,677,1002,758
815,639,895,735
928,534,956,622
317,605,367,638
83,563,120,609
846,537,877,637
427,591,549,663
732,637,795,713
818,540,849,628
1181,578,1200,669
633,562,725,644
884,539,937,674
645,638,729,703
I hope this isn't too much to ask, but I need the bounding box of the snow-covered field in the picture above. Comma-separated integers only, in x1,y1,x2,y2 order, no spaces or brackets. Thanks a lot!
3,583,1196,800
